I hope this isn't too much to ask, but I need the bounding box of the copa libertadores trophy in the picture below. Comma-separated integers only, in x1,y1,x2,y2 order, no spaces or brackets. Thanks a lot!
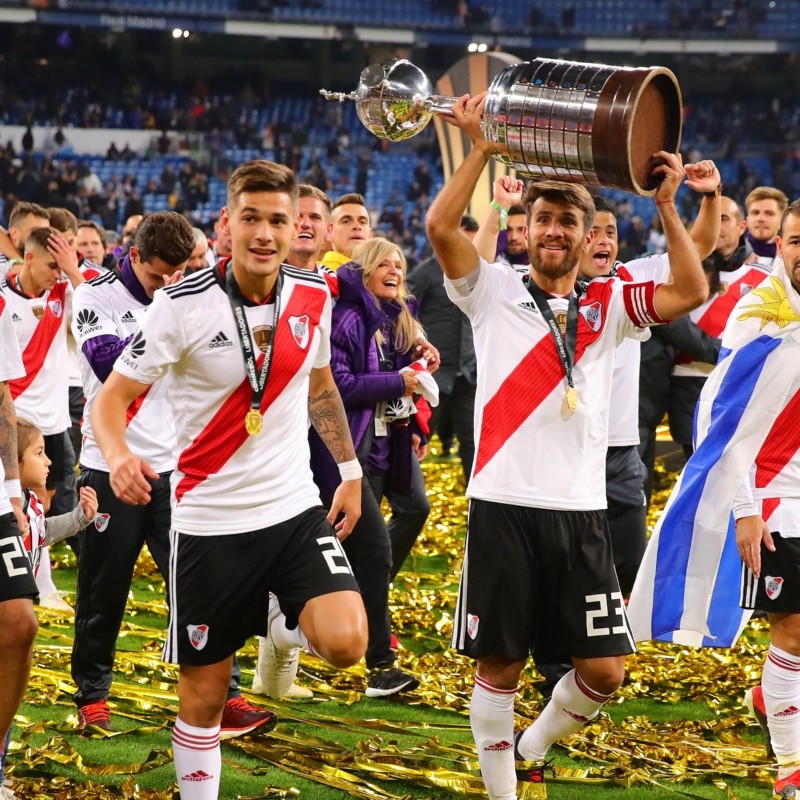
321,57,682,197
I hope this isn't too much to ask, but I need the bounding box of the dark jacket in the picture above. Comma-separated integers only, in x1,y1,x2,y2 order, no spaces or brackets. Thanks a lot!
309,262,423,499
406,255,476,394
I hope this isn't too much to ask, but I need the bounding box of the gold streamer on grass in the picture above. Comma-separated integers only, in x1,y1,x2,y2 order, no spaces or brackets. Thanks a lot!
5,455,777,799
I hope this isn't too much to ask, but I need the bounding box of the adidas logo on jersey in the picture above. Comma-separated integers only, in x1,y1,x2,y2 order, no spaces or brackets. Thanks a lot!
181,770,213,782
517,301,538,314
120,310,137,324
76,308,101,335
209,331,233,349
11,312,21,321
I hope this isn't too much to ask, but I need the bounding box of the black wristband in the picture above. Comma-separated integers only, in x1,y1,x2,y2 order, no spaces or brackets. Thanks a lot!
703,185,722,198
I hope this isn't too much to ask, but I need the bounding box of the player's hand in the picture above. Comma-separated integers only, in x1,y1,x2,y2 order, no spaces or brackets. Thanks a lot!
493,175,524,208
108,453,158,506
684,160,721,195
327,478,362,541
47,232,80,277
162,270,184,287
440,92,495,150
651,150,685,204
10,497,29,540
79,486,98,521
414,338,440,373
735,514,775,579
411,433,427,460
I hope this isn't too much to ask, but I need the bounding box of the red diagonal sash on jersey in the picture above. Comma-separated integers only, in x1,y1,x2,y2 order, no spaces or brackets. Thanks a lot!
9,281,68,400
473,281,614,477
697,269,768,338
755,386,800,490
126,386,151,427
175,284,326,503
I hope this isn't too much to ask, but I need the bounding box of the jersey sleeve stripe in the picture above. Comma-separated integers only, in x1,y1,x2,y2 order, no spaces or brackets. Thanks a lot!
622,282,666,326
282,264,326,285
162,271,217,300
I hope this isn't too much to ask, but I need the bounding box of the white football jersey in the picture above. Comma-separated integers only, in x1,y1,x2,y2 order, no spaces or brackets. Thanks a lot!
446,259,664,511
0,291,24,516
72,270,176,472
607,254,671,446
673,261,772,378
3,276,72,435
113,264,332,535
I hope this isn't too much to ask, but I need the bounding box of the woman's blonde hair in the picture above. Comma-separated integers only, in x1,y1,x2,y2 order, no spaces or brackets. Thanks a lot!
350,238,420,354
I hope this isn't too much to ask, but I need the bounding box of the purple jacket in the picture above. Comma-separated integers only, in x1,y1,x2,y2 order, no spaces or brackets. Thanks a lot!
309,262,423,499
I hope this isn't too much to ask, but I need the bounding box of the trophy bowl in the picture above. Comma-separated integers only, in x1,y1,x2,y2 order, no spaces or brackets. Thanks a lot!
322,57,683,196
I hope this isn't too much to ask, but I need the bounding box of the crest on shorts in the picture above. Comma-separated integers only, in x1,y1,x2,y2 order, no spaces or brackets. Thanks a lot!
467,613,479,639
252,324,273,354
288,314,310,349
765,575,784,600
579,301,603,333
94,513,110,532
187,624,210,650
48,299,63,318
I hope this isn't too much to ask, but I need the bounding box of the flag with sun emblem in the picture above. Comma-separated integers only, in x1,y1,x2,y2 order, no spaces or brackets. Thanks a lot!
629,260,800,648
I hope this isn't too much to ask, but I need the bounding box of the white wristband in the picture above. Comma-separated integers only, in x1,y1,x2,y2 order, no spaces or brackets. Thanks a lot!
338,458,363,482
3,479,21,499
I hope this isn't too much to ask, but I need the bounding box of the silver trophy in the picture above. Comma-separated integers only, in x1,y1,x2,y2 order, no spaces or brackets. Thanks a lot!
321,57,682,196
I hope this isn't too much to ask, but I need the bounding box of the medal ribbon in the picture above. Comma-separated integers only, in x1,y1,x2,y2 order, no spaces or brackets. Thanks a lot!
225,266,283,421
523,276,582,393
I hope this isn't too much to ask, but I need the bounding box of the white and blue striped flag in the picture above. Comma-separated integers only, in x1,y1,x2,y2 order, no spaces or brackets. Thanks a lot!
627,260,800,647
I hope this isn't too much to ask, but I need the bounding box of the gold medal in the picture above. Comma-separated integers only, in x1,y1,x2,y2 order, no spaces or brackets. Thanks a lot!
245,408,263,436
566,385,579,412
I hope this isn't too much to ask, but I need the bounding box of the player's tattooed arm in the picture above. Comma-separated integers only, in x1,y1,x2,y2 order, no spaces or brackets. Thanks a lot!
0,381,19,481
308,366,358,464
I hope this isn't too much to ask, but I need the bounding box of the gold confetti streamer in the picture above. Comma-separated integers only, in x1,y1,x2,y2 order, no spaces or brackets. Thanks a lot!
5,453,776,799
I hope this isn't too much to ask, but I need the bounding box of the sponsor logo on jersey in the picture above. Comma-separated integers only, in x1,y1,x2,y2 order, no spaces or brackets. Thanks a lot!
128,331,146,359
288,314,310,349
11,312,21,322
120,310,137,324
181,770,213,782
209,331,233,349
94,512,110,532
765,575,784,600
48,299,63,318
579,300,603,333
467,613,479,639
76,308,101,335
776,705,800,718
187,623,210,650
517,301,538,314
483,740,512,752
252,324,272,353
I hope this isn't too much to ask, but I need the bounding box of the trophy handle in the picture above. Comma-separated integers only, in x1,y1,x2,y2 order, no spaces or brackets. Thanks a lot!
424,96,464,115
319,90,357,102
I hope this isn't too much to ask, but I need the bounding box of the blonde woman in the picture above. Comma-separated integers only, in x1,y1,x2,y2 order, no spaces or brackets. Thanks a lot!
309,237,431,697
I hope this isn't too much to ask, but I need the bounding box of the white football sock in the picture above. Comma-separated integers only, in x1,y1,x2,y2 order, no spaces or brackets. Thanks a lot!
172,717,221,799
517,669,611,761
470,673,518,800
271,613,317,657
762,644,800,775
